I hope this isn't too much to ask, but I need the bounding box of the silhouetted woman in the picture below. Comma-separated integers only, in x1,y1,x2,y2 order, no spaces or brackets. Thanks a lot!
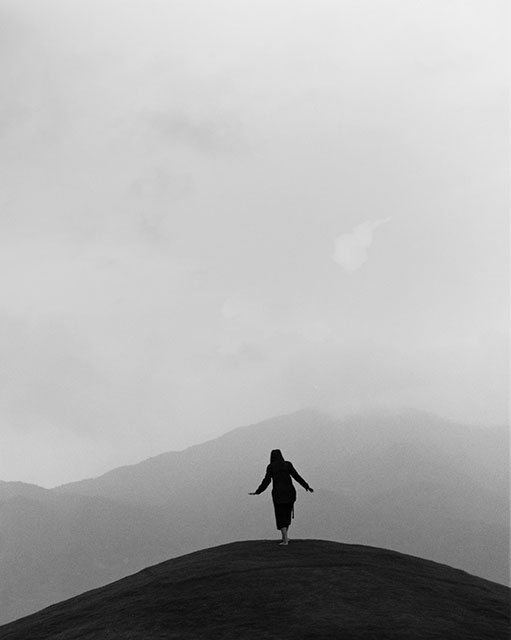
249,449,313,545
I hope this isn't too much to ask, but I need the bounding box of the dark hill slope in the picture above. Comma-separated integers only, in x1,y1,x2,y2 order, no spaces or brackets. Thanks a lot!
0,540,508,640
0,409,508,625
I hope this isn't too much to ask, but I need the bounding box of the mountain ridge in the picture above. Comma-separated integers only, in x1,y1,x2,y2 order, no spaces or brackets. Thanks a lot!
51,406,508,492
52,406,508,503
0,408,509,625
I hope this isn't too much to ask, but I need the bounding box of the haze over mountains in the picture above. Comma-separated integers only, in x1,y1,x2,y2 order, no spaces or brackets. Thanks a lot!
0,408,508,625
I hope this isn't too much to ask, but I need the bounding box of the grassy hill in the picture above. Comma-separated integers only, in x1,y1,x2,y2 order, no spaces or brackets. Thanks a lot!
1,409,508,624
0,540,508,640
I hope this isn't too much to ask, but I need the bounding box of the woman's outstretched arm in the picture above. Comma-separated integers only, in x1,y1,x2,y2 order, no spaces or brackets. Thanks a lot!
288,463,313,492
249,465,272,495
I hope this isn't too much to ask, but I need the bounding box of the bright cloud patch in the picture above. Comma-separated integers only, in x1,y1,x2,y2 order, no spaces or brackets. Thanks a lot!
333,218,392,273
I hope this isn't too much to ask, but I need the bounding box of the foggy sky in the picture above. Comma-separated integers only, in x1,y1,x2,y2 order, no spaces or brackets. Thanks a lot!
0,0,508,487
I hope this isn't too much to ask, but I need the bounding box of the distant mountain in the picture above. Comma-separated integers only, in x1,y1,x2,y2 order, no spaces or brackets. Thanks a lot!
0,540,509,640
55,406,510,580
0,481,49,502
0,408,508,625
56,407,509,503
0,493,183,624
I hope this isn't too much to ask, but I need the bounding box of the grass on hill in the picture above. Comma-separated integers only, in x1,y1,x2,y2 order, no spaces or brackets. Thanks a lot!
0,539,509,640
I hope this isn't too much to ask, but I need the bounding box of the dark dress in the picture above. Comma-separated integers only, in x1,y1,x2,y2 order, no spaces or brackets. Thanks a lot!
255,461,311,529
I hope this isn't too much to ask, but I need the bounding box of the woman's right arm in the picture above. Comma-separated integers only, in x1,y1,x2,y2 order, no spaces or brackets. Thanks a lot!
250,465,272,495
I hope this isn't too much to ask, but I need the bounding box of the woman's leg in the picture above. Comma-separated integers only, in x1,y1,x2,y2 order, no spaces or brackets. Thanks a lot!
274,502,293,544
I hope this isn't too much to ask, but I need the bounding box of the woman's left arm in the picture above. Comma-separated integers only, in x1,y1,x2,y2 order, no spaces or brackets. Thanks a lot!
288,463,313,492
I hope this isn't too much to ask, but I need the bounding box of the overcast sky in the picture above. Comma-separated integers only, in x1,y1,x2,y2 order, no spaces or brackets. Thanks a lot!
0,0,508,487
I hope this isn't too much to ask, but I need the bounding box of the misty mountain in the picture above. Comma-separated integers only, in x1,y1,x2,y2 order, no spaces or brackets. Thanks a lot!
57,408,508,503
0,540,509,640
0,481,50,502
0,408,508,625
0,492,185,624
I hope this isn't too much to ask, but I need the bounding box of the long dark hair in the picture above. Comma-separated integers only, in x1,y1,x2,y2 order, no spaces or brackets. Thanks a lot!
270,449,286,470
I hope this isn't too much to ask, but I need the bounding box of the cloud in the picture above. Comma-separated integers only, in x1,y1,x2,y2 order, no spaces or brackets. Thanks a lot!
333,218,392,273
0,0,507,487
141,110,242,153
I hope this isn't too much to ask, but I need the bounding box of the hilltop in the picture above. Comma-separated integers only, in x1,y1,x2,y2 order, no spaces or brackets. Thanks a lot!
0,540,509,640
0,409,508,625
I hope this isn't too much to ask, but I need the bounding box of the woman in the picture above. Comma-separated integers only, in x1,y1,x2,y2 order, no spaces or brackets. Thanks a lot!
249,449,313,545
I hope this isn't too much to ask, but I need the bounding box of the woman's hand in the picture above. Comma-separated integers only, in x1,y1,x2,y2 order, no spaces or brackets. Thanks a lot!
306,487,314,493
